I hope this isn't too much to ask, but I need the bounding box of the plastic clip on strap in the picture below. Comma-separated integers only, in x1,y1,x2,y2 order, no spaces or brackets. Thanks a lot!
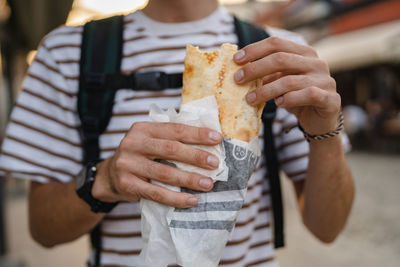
83,71,183,91
135,71,167,91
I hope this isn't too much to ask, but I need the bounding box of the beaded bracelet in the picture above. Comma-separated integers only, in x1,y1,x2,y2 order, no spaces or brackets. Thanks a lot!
298,111,344,142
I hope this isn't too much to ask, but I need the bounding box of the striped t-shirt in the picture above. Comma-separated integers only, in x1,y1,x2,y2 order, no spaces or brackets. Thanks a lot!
0,7,311,267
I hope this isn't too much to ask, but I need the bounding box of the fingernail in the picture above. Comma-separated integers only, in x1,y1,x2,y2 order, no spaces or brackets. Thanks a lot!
199,178,212,189
275,96,283,105
247,92,256,103
209,131,222,142
234,69,244,82
207,155,219,167
234,50,245,61
187,197,198,206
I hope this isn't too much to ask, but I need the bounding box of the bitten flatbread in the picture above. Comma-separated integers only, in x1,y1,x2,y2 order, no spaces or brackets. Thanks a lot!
182,44,264,142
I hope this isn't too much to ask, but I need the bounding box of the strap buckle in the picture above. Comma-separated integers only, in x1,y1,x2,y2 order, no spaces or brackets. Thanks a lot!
134,72,168,91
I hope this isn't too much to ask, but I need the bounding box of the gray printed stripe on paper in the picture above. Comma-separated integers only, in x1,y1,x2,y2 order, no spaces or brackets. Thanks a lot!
182,140,259,194
169,220,235,231
174,200,244,213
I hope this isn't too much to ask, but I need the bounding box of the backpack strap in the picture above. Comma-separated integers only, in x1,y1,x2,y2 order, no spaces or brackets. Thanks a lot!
79,15,124,165
79,17,184,164
234,16,284,248
79,15,124,267
262,100,284,248
233,16,269,49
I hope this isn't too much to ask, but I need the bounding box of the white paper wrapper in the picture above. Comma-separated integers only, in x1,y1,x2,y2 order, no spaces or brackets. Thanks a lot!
140,96,261,267
149,96,228,182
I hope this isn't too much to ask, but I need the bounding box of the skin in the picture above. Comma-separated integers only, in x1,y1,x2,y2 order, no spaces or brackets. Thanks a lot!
29,0,354,248
233,34,354,242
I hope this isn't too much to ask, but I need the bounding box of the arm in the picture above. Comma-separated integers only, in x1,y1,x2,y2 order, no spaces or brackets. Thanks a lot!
29,180,104,247
233,36,355,242
29,122,222,247
293,134,354,243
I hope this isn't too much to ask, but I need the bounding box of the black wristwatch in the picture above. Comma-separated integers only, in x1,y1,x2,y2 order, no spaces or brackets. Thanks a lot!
76,161,118,213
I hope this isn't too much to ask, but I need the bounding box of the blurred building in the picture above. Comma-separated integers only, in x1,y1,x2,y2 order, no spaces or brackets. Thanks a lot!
316,0,400,152
0,2,74,264
0,0,74,130
256,0,400,152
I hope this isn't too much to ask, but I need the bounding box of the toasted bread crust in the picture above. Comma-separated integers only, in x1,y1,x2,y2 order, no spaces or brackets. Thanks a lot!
182,44,264,142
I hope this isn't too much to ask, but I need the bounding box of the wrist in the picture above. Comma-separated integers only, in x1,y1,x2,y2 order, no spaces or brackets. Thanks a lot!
308,132,345,163
299,111,344,142
92,158,120,203
75,160,119,213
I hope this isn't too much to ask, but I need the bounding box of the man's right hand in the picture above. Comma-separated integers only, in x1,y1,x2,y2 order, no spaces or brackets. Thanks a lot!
92,122,223,208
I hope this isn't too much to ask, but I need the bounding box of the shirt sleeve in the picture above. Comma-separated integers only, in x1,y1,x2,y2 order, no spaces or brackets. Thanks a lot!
0,39,83,184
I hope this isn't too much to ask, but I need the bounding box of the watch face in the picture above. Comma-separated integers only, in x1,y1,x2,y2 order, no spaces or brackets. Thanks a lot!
76,167,87,191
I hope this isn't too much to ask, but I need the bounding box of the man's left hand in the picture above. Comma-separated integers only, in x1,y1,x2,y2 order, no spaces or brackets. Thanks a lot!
233,36,341,136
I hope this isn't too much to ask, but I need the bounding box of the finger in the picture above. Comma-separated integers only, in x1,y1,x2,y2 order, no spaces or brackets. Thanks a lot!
275,86,338,110
262,72,283,85
248,75,336,105
133,178,199,208
141,138,220,170
234,36,318,65
235,52,328,84
131,157,214,192
130,122,222,145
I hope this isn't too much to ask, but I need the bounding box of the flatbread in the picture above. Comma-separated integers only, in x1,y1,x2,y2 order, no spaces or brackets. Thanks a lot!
182,44,264,142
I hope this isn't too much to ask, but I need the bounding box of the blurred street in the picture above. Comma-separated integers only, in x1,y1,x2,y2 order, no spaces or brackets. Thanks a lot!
2,150,400,267
277,151,400,267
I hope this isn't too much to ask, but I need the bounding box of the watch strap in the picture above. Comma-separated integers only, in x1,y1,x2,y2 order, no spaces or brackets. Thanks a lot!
76,163,118,213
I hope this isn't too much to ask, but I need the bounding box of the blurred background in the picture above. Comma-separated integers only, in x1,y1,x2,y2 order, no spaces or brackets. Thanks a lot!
0,0,399,266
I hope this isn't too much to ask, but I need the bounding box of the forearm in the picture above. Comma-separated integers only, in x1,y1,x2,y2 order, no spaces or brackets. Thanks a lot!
29,179,104,247
27,122,220,248
302,134,355,242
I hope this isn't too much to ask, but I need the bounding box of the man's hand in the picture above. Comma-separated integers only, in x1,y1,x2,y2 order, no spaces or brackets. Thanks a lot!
92,122,223,208
233,36,341,136
233,36,354,243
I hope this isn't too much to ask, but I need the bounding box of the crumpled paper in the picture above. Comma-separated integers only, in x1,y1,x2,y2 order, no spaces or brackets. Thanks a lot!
148,96,228,182
140,96,261,267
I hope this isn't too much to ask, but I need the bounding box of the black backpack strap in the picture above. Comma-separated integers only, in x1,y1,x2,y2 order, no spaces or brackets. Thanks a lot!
78,15,124,267
234,16,284,248
79,15,123,164
233,16,269,49
262,100,284,248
